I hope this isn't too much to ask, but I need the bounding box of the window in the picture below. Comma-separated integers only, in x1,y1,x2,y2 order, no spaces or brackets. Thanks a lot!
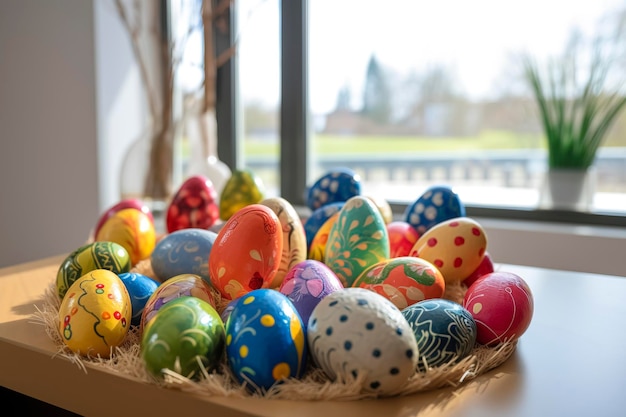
177,0,626,225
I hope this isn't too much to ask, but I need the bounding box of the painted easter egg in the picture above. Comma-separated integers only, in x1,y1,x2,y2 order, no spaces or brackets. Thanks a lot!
304,201,344,250
279,260,344,329
387,221,420,258
117,272,160,326
402,299,477,371
141,296,225,379
166,175,220,232
409,217,487,284
209,204,283,300
324,196,390,287
225,289,307,393
307,288,418,396
365,195,393,224
463,251,495,287
260,197,307,288
95,207,156,266
150,228,218,284
94,198,153,238
56,241,131,299
220,298,239,323
463,271,534,346
219,169,266,221
352,257,445,310
58,269,131,358
308,211,339,262
404,185,465,235
140,273,216,330
306,168,361,211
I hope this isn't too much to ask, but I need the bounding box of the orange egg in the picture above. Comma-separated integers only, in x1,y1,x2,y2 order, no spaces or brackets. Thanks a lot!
308,211,339,262
209,204,283,300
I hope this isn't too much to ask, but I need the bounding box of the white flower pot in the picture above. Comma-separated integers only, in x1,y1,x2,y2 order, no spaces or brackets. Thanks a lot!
539,167,596,211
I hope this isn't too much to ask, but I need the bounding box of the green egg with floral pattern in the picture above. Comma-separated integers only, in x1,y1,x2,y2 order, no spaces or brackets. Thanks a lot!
219,169,266,221
141,296,226,379
324,196,390,287
56,241,131,299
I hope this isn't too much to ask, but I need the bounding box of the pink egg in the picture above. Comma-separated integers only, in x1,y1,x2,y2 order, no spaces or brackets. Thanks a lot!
387,221,420,258
463,271,534,345
279,259,343,328
463,251,495,287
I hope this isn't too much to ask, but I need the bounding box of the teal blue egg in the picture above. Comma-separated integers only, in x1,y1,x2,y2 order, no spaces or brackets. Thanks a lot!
402,298,477,371
118,272,160,326
225,289,307,393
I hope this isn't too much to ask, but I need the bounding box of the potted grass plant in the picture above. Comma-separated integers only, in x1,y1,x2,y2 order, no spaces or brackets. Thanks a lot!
523,30,626,210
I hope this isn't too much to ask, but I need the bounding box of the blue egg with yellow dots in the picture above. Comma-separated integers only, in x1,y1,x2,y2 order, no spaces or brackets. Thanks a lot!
225,289,307,393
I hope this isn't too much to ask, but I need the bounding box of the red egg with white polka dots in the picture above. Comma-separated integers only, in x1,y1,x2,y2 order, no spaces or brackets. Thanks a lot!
463,271,533,346
409,217,487,284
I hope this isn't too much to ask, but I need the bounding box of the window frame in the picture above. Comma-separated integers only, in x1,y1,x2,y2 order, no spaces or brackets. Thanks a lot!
214,0,626,227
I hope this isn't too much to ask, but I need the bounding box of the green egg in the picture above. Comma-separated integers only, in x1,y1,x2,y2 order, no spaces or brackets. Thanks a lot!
141,296,226,379
56,241,131,299
324,196,390,287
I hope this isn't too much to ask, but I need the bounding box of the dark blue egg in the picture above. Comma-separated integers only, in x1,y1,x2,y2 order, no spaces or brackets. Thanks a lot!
303,201,345,249
150,228,217,284
225,289,307,393
402,298,477,372
403,185,465,235
306,168,361,211
118,272,160,326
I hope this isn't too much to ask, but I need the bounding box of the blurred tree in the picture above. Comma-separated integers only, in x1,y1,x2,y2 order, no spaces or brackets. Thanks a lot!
361,54,392,124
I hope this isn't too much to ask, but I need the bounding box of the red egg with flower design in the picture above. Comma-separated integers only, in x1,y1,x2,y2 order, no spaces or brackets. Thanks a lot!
409,217,487,284
166,175,220,232
209,204,283,300
351,257,445,310
463,271,534,345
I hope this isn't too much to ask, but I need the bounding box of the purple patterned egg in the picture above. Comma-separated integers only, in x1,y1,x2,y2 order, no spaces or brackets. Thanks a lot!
279,260,344,329
404,185,465,235
306,168,361,211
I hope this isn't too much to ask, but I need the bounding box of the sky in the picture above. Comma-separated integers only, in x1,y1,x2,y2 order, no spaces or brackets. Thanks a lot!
177,0,625,115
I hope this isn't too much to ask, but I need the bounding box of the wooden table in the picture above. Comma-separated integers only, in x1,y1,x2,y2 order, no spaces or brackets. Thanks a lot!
1,255,625,416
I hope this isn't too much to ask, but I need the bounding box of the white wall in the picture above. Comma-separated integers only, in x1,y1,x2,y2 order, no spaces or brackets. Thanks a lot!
0,0,143,268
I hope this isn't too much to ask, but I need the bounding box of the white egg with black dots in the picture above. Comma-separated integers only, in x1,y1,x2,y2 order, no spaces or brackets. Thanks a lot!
307,287,418,396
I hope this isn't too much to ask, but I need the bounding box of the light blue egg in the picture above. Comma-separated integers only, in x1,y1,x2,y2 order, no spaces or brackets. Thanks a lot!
150,228,217,284
225,289,307,393
118,272,160,326
402,298,477,372
403,185,465,235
